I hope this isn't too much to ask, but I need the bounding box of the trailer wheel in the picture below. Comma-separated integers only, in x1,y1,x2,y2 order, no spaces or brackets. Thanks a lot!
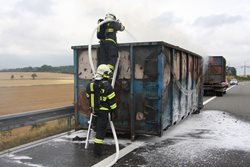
216,92,223,97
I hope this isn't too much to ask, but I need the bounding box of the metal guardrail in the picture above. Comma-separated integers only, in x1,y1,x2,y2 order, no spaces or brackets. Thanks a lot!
0,105,74,131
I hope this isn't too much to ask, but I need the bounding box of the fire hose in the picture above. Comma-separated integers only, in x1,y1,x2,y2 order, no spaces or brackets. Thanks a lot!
85,18,120,167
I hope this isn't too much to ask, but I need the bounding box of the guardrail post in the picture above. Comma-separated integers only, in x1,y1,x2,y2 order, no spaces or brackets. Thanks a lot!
67,116,72,135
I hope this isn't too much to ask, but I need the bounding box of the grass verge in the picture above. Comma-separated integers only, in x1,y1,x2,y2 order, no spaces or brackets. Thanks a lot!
0,117,75,152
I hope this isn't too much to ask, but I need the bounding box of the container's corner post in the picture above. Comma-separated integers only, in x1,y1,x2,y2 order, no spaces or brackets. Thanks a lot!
73,49,79,129
129,44,135,141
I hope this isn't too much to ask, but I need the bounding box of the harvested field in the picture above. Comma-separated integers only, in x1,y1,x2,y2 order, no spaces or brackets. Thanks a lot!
0,72,73,87
0,84,73,115
0,72,74,150
0,72,74,115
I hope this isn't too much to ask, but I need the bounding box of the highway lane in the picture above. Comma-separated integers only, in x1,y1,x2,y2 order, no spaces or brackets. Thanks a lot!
113,82,250,166
1,82,250,167
203,81,250,122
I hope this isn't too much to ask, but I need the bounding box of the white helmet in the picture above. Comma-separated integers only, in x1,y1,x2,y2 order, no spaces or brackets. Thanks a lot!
94,64,112,80
105,13,116,20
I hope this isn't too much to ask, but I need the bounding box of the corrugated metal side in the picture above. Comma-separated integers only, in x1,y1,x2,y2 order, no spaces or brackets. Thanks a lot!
160,46,203,129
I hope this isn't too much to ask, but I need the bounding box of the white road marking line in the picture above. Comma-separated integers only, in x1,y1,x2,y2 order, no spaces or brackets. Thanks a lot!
0,130,75,158
92,141,144,167
203,96,217,105
227,85,236,91
203,85,236,106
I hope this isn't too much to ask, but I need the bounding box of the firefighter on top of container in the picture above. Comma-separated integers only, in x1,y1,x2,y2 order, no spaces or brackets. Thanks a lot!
85,64,117,156
97,13,125,72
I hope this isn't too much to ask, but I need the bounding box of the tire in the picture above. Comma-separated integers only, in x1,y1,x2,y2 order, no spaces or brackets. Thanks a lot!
216,91,223,97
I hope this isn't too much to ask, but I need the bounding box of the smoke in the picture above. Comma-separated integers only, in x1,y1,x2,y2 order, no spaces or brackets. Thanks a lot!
202,56,210,76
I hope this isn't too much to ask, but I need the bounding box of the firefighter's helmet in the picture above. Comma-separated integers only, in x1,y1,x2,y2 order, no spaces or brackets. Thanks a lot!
105,13,116,20
95,64,112,80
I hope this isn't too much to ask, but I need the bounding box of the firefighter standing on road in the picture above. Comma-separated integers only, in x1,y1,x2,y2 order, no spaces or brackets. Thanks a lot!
97,13,125,72
85,64,117,156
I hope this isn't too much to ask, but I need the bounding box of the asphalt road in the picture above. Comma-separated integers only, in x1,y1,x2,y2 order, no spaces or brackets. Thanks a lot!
112,82,250,167
1,82,250,167
203,82,250,122
113,82,250,167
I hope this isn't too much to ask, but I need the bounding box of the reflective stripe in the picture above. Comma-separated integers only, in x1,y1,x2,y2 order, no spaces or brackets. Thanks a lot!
103,74,110,79
90,83,94,91
107,64,114,70
105,38,116,44
100,89,105,93
107,28,114,32
100,96,107,101
90,83,94,108
110,103,117,109
100,107,109,110
94,138,103,144
108,92,115,99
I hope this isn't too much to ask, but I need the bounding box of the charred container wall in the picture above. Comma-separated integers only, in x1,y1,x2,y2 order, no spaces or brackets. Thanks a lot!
71,41,203,138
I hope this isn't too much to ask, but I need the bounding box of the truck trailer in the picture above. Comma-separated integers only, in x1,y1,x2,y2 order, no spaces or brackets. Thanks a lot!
203,56,227,96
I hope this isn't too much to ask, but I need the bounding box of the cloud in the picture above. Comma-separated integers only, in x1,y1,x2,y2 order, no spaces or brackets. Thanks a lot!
151,11,182,27
0,52,73,70
15,0,54,16
193,14,243,27
0,0,250,75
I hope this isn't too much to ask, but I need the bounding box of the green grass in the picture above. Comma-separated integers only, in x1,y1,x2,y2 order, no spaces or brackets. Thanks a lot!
236,75,250,81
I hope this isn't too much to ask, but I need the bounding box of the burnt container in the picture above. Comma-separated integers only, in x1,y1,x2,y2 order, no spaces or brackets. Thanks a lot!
71,41,203,140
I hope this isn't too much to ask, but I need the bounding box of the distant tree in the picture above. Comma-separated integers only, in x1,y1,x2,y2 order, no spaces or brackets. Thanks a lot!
226,66,237,76
10,75,14,80
23,66,34,72
31,73,38,80
40,65,54,72
0,65,74,74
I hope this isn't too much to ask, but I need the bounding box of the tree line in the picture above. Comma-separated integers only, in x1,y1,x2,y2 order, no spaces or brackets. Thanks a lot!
1,64,236,76
226,66,237,76
0,65,74,74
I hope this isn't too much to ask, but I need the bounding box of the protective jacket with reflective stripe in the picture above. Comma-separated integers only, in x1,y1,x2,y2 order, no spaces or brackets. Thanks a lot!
86,80,117,113
104,22,125,44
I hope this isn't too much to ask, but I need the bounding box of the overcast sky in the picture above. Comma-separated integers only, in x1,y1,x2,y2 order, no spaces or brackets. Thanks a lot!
0,0,250,74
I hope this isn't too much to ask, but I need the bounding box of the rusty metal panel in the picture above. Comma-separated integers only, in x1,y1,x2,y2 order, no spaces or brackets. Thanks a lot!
204,56,226,84
78,50,96,79
71,41,203,137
